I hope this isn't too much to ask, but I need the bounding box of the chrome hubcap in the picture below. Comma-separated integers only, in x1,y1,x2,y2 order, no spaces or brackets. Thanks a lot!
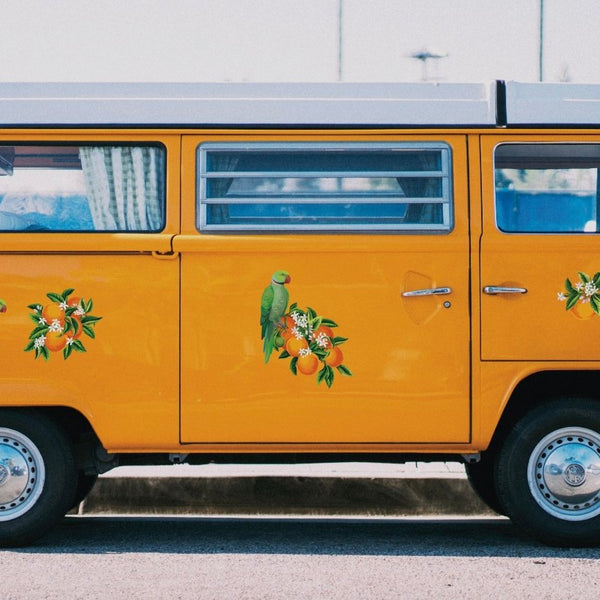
0,429,45,521
528,427,600,521
0,463,9,486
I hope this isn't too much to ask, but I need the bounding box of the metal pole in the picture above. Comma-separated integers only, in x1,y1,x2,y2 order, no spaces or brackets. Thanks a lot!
337,0,343,81
539,0,544,81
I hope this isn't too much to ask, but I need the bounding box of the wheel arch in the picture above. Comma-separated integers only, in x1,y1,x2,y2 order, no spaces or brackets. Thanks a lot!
0,406,102,473
485,370,600,458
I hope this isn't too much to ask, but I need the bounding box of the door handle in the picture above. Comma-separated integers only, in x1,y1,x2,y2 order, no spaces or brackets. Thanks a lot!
483,286,527,295
402,287,452,297
151,250,179,260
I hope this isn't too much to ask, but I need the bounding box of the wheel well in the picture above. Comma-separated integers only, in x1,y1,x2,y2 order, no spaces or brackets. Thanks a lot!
0,406,101,472
487,370,600,456
36,407,97,443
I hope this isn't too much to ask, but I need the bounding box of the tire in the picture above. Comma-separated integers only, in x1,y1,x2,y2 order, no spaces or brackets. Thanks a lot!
465,456,505,515
0,410,77,547
496,398,600,547
70,472,98,510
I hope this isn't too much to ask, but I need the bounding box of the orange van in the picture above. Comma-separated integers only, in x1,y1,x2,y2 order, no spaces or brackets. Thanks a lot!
0,80,599,546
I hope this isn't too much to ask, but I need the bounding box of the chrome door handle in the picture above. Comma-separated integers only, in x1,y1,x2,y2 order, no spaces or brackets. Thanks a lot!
402,287,452,297
483,286,527,295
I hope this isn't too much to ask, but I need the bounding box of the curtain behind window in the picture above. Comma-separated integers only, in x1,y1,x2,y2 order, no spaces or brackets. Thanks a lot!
206,154,239,224
79,146,164,231
399,152,442,225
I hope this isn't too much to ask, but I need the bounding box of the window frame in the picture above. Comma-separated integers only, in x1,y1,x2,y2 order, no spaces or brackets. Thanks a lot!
196,141,454,233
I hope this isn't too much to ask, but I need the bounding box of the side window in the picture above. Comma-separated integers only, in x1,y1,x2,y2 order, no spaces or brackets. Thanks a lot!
495,143,600,233
196,142,453,232
0,144,165,232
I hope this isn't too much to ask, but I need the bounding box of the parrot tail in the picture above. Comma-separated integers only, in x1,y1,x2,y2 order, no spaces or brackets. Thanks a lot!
263,322,275,363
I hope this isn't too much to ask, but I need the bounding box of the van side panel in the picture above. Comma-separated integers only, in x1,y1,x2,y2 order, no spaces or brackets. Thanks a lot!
0,254,180,449
0,132,182,451
178,133,472,446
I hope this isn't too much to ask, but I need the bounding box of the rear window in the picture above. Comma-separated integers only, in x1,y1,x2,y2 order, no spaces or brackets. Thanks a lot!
495,143,600,233
0,144,165,232
196,142,453,232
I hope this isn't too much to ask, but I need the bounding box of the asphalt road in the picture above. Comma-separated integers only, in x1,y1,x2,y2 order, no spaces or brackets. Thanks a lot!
1,515,599,599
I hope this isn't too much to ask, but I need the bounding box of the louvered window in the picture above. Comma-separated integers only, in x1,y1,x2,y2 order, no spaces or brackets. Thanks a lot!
197,142,452,232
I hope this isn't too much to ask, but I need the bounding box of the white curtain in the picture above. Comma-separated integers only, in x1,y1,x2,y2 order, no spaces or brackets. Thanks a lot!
208,154,239,224
79,146,164,231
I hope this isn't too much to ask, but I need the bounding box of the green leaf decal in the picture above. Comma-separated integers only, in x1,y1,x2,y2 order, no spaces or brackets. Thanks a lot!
72,340,86,353
324,365,335,388
311,316,323,330
579,271,591,284
82,325,96,339
29,325,49,339
565,278,575,294
566,294,581,311
313,348,328,360
320,318,338,328
337,365,353,376
317,366,328,385
81,315,102,325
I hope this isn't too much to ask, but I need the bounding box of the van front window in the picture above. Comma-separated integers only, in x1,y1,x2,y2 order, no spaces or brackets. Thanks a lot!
495,143,600,233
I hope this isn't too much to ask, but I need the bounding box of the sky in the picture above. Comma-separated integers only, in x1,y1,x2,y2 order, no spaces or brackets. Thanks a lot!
0,0,599,83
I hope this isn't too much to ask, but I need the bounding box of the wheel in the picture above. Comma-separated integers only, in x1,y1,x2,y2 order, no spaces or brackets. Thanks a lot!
496,398,600,546
70,472,98,510
0,410,77,547
465,456,505,515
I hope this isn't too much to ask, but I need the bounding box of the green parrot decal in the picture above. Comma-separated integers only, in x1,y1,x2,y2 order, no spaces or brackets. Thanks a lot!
260,270,291,363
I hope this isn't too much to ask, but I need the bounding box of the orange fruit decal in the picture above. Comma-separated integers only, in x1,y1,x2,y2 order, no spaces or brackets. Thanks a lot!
44,330,68,353
324,345,344,368
42,303,65,326
284,336,309,357
297,351,319,375
25,288,102,361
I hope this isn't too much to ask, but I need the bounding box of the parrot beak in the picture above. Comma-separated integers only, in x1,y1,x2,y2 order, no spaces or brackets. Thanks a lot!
285,275,291,284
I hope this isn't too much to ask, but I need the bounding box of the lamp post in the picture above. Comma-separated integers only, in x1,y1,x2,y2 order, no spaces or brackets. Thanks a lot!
539,0,545,81
337,0,343,81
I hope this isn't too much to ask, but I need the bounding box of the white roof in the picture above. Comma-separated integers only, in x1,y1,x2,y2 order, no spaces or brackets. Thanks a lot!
505,81,600,125
0,82,497,126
